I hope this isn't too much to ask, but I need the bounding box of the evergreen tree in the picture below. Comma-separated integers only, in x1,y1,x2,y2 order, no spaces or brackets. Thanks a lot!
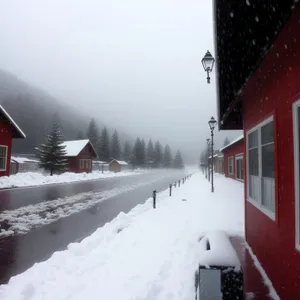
173,150,184,169
76,130,84,140
38,123,68,176
153,141,163,168
123,140,132,162
141,139,146,165
162,144,172,168
132,138,144,166
86,118,100,151
110,130,121,160
146,139,154,162
223,137,230,147
99,127,110,162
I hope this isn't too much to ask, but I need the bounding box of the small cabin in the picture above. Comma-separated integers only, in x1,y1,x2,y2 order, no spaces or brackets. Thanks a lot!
109,159,129,173
0,104,26,177
62,139,97,173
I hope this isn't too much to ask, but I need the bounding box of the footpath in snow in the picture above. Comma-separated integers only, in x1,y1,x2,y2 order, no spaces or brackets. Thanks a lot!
0,169,147,189
0,172,244,300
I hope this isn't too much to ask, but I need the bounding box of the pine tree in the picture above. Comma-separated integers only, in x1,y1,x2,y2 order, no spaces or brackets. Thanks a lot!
146,139,154,162
76,130,84,140
111,130,121,160
132,138,144,166
123,141,132,162
154,141,163,168
162,144,172,168
99,127,110,162
173,150,184,169
86,118,100,151
38,123,68,176
141,139,146,165
223,137,230,146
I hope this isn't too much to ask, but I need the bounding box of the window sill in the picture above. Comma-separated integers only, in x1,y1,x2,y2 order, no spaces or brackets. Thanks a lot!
236,178,244,182
247,197,275,221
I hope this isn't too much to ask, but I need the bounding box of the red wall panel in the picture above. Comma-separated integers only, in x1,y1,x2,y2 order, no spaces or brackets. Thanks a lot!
223,139,244,180
242,6,300,299
0,121,13,177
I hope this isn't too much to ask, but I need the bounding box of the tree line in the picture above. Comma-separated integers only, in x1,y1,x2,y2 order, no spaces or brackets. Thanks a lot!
38,119,185,175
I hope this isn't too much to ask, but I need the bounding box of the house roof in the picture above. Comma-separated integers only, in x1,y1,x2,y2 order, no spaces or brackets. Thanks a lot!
219,135,244,152
109,159,128,166
11,156,39,164
61,139,97,157
214,1,298,129
0,104,26,138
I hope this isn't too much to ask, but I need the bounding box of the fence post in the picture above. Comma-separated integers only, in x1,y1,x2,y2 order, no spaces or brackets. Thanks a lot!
153,190,157,209
174,182,177,188
178,180,181,187
169,184,172,196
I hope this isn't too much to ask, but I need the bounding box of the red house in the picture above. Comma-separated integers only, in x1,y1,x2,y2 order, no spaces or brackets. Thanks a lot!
214,1,300,298
220,135,244,181
0,104,26,177
62,139,97,173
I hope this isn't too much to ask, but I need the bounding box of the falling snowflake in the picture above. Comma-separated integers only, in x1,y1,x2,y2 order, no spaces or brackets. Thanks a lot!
246,0,251,5
255,16,259,22
284,44,288,49
230,12,234,18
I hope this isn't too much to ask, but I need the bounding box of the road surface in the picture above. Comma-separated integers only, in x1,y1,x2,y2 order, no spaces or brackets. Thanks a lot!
0,170,187,284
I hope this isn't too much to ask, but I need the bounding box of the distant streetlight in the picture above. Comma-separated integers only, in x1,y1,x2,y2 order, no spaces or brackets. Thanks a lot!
208,116,217,192
201,50,215,83
206,138,210,181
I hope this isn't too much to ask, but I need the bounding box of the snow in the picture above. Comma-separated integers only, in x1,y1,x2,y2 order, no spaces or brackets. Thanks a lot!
0,104,26,138
0,172,245,300
219,134,244,152
198,231,241,270
11,156,39,164
0,170,145,189
61,139,96,157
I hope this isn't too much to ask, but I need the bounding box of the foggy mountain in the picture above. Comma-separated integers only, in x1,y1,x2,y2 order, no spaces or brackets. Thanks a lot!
0,69,97,154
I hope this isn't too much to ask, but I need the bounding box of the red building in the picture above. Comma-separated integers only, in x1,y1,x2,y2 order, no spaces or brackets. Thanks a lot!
220,135,244,181
62,139,97,173
214,1,300,298
0,104,26,177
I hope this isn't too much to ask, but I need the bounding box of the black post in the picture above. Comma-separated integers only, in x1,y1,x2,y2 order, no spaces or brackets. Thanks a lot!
211,130,214,193
101,163,104,174
169,184,172,196
174,182,177,188
153,190,157,208
178,180,180,187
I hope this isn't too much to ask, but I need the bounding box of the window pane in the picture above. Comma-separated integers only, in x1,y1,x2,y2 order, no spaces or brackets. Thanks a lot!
262,143,274,178
262,177,275,212
249,148,258,176
248,130,258,148
261,121,274,145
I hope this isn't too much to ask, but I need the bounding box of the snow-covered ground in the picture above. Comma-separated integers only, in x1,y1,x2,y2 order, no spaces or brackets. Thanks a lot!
0,169,147,189
0,172,246,300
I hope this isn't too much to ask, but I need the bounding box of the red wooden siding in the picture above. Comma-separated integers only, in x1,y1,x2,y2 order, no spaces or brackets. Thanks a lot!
242,5,300,298
0,119,13,177
223,139,244,180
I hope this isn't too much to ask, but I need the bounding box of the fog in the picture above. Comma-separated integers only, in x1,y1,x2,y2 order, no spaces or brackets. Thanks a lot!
0,0,241,163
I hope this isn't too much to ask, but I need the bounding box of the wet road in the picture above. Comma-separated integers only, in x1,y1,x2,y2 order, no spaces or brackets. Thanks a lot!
0,170,186,284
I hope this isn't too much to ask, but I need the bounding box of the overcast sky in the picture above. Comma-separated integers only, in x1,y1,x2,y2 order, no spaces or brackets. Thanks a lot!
0,0,241,162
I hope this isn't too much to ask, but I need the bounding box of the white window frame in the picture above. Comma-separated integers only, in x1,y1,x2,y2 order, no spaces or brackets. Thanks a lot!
0,145,8,171
228,156,234,175
293,99,300,251
235,153,244,181
246,115,275,221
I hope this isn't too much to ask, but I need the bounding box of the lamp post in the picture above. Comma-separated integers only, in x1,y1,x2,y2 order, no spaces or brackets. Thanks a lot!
201,50,215,83
206,138,210,181
208,116,217,192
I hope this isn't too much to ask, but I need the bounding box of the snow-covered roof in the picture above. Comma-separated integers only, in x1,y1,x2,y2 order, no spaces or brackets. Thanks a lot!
11,156,38,164
93,160,107,164
109,159,128,166
61,139,97,157
0,104,26,139
219,134,244,152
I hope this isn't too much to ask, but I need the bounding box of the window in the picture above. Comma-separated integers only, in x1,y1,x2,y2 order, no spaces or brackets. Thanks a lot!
293,100,300,249
0,146,8,171
228,156,234,175
80,159,91,170
247,116,275,219
235,154,244,181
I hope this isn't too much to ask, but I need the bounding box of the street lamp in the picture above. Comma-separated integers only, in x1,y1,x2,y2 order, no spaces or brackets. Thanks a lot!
201,50,215,83
206,138,210,181
208,116,217,192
